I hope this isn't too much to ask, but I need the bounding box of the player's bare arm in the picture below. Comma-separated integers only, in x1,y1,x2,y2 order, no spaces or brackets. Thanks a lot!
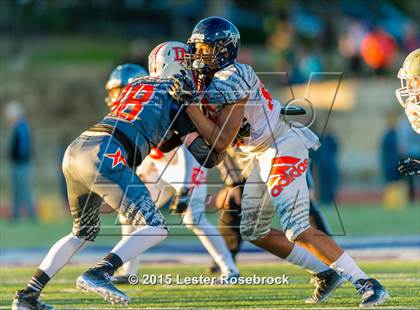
185,100,247,152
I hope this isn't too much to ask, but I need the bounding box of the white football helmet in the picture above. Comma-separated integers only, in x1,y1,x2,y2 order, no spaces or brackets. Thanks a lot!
396,48,420,108
148,41,191,79
396,48,420,133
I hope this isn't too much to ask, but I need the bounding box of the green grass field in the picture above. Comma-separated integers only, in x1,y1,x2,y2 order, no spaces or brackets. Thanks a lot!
1,261,418,309
1,204,419,249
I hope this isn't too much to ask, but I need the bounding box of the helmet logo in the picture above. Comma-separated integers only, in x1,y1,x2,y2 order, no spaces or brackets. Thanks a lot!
191,33,205,41
172,47,186,63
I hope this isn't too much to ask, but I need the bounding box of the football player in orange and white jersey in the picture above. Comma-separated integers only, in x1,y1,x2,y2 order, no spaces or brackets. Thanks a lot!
171,16,389,307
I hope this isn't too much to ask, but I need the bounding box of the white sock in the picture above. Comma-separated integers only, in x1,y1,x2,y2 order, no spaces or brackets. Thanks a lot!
39,233,88,278
188,217,239,275
285,244,330,274
111,226,167,263
330,252,369,284
119,219,141,275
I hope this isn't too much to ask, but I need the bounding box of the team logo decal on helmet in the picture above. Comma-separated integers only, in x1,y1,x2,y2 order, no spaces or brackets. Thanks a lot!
148,41,190,79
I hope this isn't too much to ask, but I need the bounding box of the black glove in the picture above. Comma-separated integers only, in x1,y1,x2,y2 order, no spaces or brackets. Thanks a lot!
398,157,420,176
157,134,183,153
186,136,226,168
169,72,196,105
169,107,197,137
170,187,190,214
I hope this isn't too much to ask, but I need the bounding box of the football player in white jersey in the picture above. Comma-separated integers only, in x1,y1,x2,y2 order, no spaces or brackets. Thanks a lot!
396,48,420,176
170,16,389,307
108,42,239,283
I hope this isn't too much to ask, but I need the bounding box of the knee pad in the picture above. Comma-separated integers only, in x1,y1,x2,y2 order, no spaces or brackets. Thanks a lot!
240,200,274,241
72,218,101,242
72,193,102,241
240,223,271,241
121,192,166,228
279,198,310,242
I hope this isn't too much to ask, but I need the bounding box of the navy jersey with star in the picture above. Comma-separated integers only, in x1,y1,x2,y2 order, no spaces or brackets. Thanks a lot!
100,77,176,157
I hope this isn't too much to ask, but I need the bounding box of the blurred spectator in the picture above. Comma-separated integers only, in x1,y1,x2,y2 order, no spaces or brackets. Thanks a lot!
402,23,419,54
380,112,401,184
397,117,420,203
266,19,294,53
312,130,340,206
360,27,398,74
5,101,36,221
338,17,366,73
297,47,324,81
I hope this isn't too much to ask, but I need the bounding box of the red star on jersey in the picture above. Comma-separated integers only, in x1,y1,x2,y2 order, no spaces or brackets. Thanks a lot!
105,148,127,168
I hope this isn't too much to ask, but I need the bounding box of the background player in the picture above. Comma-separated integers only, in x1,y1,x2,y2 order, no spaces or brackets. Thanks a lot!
396,48,420,176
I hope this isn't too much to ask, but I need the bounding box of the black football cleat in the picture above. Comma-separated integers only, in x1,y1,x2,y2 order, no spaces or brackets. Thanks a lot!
111,274,132,284
355,278,389,307
76,267,130,305
12,290,54,310
305,269,345,304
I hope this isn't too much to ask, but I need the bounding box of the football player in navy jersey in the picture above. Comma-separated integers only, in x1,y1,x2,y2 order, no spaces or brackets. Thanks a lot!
12,49,224,309
106,45,240,285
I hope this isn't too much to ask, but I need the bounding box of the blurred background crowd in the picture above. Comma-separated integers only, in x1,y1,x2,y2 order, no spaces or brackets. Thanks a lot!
0,0,419,224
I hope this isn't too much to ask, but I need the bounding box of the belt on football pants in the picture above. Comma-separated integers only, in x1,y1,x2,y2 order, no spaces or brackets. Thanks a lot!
88,123,143,168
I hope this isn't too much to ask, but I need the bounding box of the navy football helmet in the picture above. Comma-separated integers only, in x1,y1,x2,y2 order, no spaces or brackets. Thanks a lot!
105,63,148,108
185,16,240,74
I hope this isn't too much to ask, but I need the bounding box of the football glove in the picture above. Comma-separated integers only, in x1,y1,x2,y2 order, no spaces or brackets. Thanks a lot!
169,72,196,105
398,157,420,176
170,187,190,214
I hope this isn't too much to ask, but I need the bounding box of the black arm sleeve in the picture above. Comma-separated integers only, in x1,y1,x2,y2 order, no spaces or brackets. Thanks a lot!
158,134,183,153
170,107,197,137
186,136,226,168
170,105,225,168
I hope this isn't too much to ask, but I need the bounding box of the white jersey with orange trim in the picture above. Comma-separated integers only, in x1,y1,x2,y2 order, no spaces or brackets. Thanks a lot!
202,61,321,243
202,61,289,149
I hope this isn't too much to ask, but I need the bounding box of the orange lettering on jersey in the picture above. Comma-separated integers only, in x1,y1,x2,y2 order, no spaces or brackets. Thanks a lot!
260,80,273,111
269,156,308,197
191,167,205,186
